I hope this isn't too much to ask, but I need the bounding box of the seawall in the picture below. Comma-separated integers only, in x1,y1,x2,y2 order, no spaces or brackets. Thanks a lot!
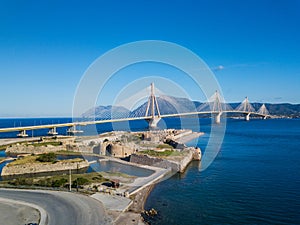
130,147,201,173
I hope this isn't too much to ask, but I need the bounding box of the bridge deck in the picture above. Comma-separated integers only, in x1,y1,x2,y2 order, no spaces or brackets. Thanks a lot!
0,111,271,133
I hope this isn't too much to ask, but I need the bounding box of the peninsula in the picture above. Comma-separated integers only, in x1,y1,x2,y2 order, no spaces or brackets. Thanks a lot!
0,129,203,224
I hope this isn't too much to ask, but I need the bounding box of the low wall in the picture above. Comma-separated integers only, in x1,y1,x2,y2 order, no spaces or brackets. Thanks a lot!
6,145,63,155
1,160,89,180
130,154,178,171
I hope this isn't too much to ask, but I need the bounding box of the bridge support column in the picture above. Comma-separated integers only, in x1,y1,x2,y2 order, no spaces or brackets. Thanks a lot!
245,113,251,121
148,117,161,128
48,127,58,136
263,116,267,120
67,125,83,135
215,112,222,124
17,130,28,138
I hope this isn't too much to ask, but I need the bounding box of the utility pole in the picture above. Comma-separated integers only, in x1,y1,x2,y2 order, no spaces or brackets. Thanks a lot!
76,163,79,192
69,168,72,191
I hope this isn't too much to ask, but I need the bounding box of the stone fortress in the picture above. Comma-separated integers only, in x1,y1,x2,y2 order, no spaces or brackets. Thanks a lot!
5,129,202,161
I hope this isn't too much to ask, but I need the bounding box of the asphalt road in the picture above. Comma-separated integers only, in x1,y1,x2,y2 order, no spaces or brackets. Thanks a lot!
0,189,112,225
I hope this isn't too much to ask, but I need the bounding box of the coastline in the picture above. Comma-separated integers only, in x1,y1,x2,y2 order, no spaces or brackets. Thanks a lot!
126,132,203,224
0,131,203,224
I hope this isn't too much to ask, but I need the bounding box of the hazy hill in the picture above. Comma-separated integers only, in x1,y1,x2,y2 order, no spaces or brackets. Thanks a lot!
82,105,130,118
82,96,300,118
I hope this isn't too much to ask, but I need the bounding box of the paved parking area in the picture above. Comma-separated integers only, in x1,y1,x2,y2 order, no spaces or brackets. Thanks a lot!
91,193,132,212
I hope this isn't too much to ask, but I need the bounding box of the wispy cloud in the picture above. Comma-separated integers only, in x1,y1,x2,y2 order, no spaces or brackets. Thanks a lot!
212,62,268,71
211,65,224,71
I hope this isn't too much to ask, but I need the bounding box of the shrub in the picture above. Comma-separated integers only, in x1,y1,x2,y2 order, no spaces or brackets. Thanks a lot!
72,177,89,187
52,178,68,187
36,153,57,163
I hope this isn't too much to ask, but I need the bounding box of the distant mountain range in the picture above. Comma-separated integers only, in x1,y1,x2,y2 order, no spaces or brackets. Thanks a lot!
82,96,300,118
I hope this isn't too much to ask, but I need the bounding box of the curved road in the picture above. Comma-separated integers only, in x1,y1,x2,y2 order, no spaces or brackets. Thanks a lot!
0,189,112,225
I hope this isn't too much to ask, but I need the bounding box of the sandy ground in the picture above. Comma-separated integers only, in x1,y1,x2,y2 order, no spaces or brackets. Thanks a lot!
0,201,40,225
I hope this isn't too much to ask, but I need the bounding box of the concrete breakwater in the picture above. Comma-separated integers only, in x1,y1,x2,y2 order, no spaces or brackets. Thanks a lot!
1,160,89,180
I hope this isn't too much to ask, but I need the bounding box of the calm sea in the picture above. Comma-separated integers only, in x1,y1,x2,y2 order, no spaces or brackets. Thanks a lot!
145,119,300,225
0,118,299,224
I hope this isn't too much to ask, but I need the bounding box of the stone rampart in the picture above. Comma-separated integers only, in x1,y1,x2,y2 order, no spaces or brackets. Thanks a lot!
130,147,201,173
1,160,89,180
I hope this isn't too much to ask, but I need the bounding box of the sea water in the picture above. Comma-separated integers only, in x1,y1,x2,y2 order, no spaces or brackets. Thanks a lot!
1,118,300,224
145,119,300,224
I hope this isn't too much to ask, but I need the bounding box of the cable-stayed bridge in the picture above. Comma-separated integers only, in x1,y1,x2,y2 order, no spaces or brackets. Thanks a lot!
0,83,272,137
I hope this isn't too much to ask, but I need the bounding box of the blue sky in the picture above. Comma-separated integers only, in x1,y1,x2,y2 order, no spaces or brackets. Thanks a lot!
0,0,299,117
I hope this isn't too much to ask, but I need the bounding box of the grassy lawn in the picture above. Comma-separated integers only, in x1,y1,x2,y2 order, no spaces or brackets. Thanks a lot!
139,149,182,157
7,154,83,167
156,144,173,149
8,155,37,166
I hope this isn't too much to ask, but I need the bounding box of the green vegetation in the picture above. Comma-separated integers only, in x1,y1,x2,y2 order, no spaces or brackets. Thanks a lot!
156,144,173,149
139,143,157,148
72,177,89,187
52,178,68,187
3,172,108,188
140,150,181,157
7,153,83,167
8,155,38,166
0,146,7,151
36,153,57,163
27,141,62,147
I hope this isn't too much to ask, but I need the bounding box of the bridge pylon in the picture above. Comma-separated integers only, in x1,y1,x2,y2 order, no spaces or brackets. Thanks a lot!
211,90,223,124
198,90,229,124
145,83,161,128
257,104,270,118
235,97,255,121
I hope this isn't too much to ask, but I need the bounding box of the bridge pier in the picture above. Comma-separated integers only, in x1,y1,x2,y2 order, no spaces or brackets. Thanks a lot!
215,112,222,124
147,117,161,128
67,125,83,135
48,127,58,136
245,113,251,121
17,130,28,138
